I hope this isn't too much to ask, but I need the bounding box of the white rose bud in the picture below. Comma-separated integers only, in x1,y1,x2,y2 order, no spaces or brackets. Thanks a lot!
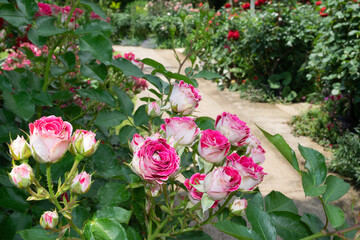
229,198,248,216
71,171,92,194
146,101,162,117
40,211,59,230
70,130,100,157
9,163,34,188
9,136,31,160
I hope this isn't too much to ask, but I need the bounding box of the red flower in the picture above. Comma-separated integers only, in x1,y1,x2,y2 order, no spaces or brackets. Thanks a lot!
242,3,250,10
315,1,322,5
227,30,240,40
320,6,326,12
225,3,231,8
253,76,258,80
199,3,203,7
320,12,328,17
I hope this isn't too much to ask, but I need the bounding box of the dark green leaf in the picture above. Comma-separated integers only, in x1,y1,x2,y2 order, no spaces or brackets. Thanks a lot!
113,86,134,116
167,72,198,88
18,228,57,240
27,28,47,47
95,110,127,128
264,191,298,214
59,51,76,69
269,212,309,239
80,33,113,64
246,204,277,240
95,206,132,224
126,227,142,240
3,91,35,121
144,74,165,93
50,65,66,77
0,187,29,211
80,0,107,19
193,70,223,80
31,91,53,106
195,117,215,130
134,105,149,126
322,175,350,203
83,218,127,240
16,0,38,19
301,214,329,240
141,58,166,70
80,61,108,82
215,220,261,240
0,4,29,27
0,75,12,91
257,126,300,172
334,221,357,240
0,211,32,240
248,192,264,210
75,20,113,36
119,125,139,145
112,58,145,78
323,203,345,228
76,89,116,107
36,16,67,36
301,171,327,197
97,182,130,207
51,90,72,101
72,206,90,236
299,144,327,186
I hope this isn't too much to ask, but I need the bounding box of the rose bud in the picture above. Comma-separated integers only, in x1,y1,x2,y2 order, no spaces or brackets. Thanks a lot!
70,130,99,157
131,137,180,184
169,81,201,115
146,101,162,117
215,112,250,146
226,153,267,191
29,116,73,164
130,134,145,152
184,173,218,208
229,198,247,216
9,163,34,188
71,171,92,194
40,211,59,230
161,117,200,145
203,166,241,200
198,129,230,164
8,135,31,160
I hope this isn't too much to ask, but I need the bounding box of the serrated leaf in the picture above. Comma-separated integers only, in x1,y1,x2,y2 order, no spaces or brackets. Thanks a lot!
80,61,108,82
18,228,57,240
246,204,277,240
201,193,215,213
36,16,67,36
0,4,29,27
141,58,166,70
16,0,38,19
31,91,53,106
215,220,262,240
302,172,327,197
111,58,145,78
80,33,113,64
323,203,345,228
144,74,165,93
59,51,76,69
322,175,350,203
0,187,29,211
119,125,139,145
195,117,215,130
301,214,329,240
193,70,223,80
83,218,127,240
269,212,309,239
80,0,107,19
75,20,113,36
76,89,116,107
133,105,149,126
95,206,132,224
113,86,134,116
264,191,298,214
95,110,127,128
97,182,130,207
3,91,35,121
299,144,327,186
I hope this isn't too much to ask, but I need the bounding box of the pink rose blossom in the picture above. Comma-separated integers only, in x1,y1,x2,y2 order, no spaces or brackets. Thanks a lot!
197,129,230,163
161,117,200,145
70,130,99,157
169,81,201,115
184,173,218,208
131,137,180,184
29,116,73,163
147,101,162,117
130,134,145,152
245,134,266,165
40,211,59,230
71,171,91,194
203,166,241,200
9,163,33,188
226,153,266,191
35,3,52,17
215,112,250,146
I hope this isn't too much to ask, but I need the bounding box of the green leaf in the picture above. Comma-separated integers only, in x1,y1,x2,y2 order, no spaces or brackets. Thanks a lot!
0,211,32,240
169,231,212,240
18,228,57,240
134,105,149,126
0,75,12,91
95,110,127,128
322,175,350,203
3,91,35,121
119,125,139,145
80,0,107,19
324,203,345,228
113,86,134,116
193,70,223,80
195,117,215,130
0,0,9,3
280,72,292,85
284,90,297,102
201,193,215,213
75,20,113,36
59,51,76,69
36,16,67,36
141,58,165,70
51,90,72,101
215,220,262,240
0,4,29,27
126,227,142,240
27,28,47,47
144,74,165,93
0,187,29,211
95,206,132,224
72,206,91,235
111,58,145,78
301,171,327,197
257,126,300,172
269,212,309,239
76,89,116,107
334,221,357,240
80,61,108,82
246,204,277,240
264,191,298,214
83,218,127,240
50,65,66,77
168,72,198,88
80,33,113,64
301,214,329,240
97,182,130,207
298,144,327,186
31,91,53,106
16,0,38,19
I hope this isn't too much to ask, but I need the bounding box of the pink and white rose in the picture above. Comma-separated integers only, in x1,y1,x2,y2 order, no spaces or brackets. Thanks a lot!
9,136,31,160
161,117,200,145
229,198,247,216
40,211,59,230
245,134,266,165
71,171,91,194
131,137,180,184
203,166,241,200
169,81,201,115
9,163,34,188
226,153,266,191
197,129,230,163
70,130,99,157
29,116,73,164
147,101,162,117
215,112,250,146
130,134,145,152
184,173,218,208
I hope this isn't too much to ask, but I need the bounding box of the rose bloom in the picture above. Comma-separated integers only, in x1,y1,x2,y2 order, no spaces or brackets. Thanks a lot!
227,30,240,41
29,116,73,164
147,101,162,117
131,137,180,184
71,171,91,194
161,117,200,145
315,1,322,5
198,129,230,164
9,135,31,160
224,3,231,8
130,134,145,152
203,166,241,200
9,163,34,188
184,173,218,208
242,3,250,10
215,112,250,146
35,3,52,17
226,153,266,191
169,81,201,115
40,211,59,230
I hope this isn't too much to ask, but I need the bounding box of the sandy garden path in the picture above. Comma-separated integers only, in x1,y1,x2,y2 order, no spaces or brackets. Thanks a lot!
114,46,359,239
